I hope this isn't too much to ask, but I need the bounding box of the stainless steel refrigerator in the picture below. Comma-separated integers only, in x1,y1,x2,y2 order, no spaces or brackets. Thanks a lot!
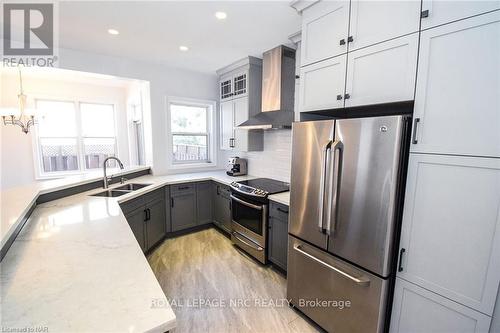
287,115,410,333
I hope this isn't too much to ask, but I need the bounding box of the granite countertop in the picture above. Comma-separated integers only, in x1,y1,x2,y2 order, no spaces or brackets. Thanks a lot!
0,169,290,332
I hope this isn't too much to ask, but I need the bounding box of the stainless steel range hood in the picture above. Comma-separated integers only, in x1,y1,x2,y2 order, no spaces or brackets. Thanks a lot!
239,45,296,129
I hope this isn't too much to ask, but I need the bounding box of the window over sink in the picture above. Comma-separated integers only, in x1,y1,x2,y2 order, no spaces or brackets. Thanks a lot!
34,99,118,178
166,97,216,168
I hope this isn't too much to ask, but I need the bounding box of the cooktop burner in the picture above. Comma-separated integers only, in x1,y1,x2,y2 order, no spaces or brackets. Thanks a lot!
237,178,290,194
230,178,289,199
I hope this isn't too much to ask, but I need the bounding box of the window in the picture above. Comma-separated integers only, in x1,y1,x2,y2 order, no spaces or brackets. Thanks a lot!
167,98,215,166
35,99,117,177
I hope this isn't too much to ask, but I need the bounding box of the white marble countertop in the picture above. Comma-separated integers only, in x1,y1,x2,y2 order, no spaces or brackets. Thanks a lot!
0,169,290,332
1,166,151,249
268,191,290,206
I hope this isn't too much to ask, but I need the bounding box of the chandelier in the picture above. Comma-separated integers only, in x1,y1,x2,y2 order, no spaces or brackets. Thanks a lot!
2,69,36,134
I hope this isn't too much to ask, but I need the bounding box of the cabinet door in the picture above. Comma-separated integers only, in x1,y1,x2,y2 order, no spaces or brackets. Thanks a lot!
213,184,223,228
196,182,212,225
220,100,234,150
411,12,500,158
233,128,263,152
268,216,288,271
233,96,249,127
390,278,492,333
146,198,166,249
213,184,232,233
299,55,347,112
171,193,197,231
421,0,500,30
348,0,420,52
301,1,349,66
345,33,418,107
221,194,232,233
398,154,500,315
125,208,147,252
233,71,248,98
220,75,233,100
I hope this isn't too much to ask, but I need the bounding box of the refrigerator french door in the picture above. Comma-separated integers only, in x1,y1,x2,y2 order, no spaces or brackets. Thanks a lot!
287,115,409,333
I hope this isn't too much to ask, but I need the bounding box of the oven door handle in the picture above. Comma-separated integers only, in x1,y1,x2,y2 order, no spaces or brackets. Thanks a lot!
230,195,263,210
232,232,264,251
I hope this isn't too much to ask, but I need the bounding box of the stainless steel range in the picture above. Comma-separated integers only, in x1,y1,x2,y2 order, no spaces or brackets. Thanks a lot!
230,178,289,264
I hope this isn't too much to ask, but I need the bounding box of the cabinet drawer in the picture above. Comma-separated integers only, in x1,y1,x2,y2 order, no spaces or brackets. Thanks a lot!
171,183,196,195
120,196,145,215
269,202,289,221
142,187,164,204
390,278,492,333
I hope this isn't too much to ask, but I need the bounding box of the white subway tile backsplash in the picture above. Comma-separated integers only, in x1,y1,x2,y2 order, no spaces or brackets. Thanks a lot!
231,130,293,183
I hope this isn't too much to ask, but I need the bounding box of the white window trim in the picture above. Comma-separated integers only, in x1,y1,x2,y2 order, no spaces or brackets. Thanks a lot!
31,94,120,180
165,96,217,170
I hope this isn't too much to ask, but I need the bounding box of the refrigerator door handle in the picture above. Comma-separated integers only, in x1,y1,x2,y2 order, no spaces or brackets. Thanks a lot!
293,244,370,286
318,140,333,232
326,140,344,236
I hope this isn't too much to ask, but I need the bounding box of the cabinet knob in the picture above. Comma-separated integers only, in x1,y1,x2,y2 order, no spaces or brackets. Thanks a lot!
339,39,346,46
347,36,354,43
344,93,350,100
336,94,343,101
421,9,429,18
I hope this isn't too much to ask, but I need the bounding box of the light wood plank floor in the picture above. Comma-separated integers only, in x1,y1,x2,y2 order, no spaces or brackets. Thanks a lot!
148,228,322,333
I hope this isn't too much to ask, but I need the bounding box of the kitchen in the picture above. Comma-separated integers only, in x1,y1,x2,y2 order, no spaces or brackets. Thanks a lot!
1,1,499,333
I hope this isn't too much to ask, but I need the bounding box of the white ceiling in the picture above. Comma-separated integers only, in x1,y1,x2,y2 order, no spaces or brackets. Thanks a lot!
57,1,301,74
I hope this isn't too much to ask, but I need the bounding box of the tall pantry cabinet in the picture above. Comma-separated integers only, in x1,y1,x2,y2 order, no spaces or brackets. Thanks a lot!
294,1,500,332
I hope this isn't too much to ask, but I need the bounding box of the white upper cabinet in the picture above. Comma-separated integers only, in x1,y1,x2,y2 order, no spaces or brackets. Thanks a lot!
299,54,347,112
348,0,421,52
220,100,234,150
219,75,233,100
301,1,349,66
411,12,500,158
232,71,248,98
233,96,249,127
345,33,418,107
397,154,500,315
390,278,492,333
421,0,500,30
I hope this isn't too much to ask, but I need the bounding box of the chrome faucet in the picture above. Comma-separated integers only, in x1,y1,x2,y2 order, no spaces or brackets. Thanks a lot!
102,157,124,189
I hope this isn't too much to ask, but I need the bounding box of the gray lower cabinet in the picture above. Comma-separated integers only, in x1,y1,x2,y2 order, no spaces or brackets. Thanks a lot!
213,182,232,233
171,183,197,232
268,201,289,271
196,182,213,225
125,207,147,252
120,187,166,252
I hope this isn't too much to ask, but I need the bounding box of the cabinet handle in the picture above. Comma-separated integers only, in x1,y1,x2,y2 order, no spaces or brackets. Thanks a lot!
171,198,174,208
347,36,354,43
412,118,420,144
216,185,220,195
336,94,343,101
178,186,189,190
344,93,350,100
147,208,151,221
398,248,406,272
277,207,289,214
421,10,429,18
144,209,148,221
339,39,346,46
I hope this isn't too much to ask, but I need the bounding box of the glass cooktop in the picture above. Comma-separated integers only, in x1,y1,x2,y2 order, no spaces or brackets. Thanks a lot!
237,178,289,195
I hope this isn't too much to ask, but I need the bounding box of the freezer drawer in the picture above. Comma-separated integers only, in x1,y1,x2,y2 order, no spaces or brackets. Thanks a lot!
287,235,389,333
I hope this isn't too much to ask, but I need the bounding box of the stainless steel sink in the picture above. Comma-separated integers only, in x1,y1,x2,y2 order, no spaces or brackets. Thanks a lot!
114,183,151,191
91,190,131,197
91,183,151,197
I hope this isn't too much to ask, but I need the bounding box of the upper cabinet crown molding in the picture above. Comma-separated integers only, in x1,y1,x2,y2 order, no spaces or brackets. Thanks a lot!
288,31,302,44
216,56,262,77
290,0,320,13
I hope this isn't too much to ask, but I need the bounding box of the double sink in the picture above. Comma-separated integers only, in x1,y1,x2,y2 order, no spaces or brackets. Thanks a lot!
92,183,151,197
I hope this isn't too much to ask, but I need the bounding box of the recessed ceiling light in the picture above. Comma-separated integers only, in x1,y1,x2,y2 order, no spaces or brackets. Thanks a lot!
215,11,227,20
179,45,189,52
108,29,119,35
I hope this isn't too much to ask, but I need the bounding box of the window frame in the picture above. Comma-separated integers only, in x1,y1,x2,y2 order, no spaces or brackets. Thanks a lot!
32,96,119,179
166,96,216,170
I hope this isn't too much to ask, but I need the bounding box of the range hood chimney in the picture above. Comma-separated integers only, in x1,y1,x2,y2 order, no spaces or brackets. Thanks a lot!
239,45,296,129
